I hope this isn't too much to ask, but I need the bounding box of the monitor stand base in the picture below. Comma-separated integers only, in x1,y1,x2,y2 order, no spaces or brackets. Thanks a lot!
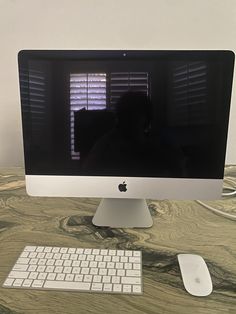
92,198,153,228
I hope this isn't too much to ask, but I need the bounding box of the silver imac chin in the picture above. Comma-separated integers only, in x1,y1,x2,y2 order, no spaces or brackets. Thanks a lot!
19,50,234,229
25,175,223,228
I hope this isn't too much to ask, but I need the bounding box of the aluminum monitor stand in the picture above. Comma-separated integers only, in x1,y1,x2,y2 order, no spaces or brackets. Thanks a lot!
92,198,153,228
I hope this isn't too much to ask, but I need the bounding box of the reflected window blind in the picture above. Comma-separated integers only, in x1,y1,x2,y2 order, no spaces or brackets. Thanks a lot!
171,62,207,125
110,72,149,109
70,73,107,160
19,68,46,138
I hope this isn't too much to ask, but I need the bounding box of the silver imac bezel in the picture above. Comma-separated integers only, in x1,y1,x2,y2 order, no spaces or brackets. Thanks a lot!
25,175,223,200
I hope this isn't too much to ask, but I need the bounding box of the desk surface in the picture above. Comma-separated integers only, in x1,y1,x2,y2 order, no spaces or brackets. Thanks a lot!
0,167,236,314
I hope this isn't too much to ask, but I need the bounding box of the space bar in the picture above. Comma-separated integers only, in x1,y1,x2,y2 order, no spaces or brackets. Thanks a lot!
44,281,91,290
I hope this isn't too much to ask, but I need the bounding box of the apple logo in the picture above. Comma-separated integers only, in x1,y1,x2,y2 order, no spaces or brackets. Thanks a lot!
118,181,127,192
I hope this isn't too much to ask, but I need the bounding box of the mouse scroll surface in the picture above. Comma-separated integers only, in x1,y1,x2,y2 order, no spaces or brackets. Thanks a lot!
177,254,213,297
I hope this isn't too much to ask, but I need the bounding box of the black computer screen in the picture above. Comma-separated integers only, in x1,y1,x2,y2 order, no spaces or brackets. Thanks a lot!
19,50,234,179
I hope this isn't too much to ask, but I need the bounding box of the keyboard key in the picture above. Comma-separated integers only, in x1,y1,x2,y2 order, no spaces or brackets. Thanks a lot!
3,278,14,287
126,270,141,277
123,284,132,293
124,263,132,270
81,268,89,275
28,252,37,258
125,251,132,257
70,254,78,260
92,249,100,255
13,279,24,287
133,285,142,293
111,276,120,284
108,269,116,276
75,275,83,282
60,248,68,254
93,275,102,283
9,271,29,279
37,253,45,259
117,269,125,277
78,255,86,261
102,276,111,283
117,250,124,256
55,267,63,273
113,284,122,292
47,273,56,280
133,263,141,270
44,247,52,253
54,253,62,260
107,262,115,269
29,272,38,280
17,258,30,264
68,248,76,254
120,256,128,263
55,274,66,280
90,268,98,275
22,279,33,287
87,255,95,261
129,257,141,263
103,283,112,291
52,247,60,253
95,255,103,262
46,259,55,266
44,281,91,291
89,261,97,268
72,267,81,274
115,263,123,269
65,274,74,281
38,273,47,280
29,259,38,265
81,261,89,268
56,273,65,281
103,256,111,262
45,266,54,273
55,260,63,266
84,275,92,282
100,249,108,255
24,246,36,252
98,262,106,268
91,283,102,291
76,248,84,254
72,261,80,267
121,277,141,285
63,267,72,274
37,266,46,272
13,264,28,271
99,268,107,276
112,256,120,262
36,247,44,253
32,280,44,288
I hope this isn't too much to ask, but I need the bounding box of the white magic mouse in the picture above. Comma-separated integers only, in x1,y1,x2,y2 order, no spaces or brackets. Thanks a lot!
177,254,213,297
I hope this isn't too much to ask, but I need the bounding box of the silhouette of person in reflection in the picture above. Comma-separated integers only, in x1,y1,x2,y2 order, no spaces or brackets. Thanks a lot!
115,91,151,143
82,91,153,176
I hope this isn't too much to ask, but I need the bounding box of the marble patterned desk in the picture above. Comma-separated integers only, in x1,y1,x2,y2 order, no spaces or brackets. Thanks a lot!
0,167,235,314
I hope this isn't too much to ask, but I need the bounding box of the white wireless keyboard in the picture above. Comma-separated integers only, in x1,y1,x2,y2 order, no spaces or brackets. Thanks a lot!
3,246,142,295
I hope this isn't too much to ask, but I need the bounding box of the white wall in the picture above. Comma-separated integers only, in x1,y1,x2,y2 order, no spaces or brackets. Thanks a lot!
0,0,235,166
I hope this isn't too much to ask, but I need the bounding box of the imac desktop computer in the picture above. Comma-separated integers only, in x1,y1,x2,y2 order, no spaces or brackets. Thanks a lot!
18,50,234,228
